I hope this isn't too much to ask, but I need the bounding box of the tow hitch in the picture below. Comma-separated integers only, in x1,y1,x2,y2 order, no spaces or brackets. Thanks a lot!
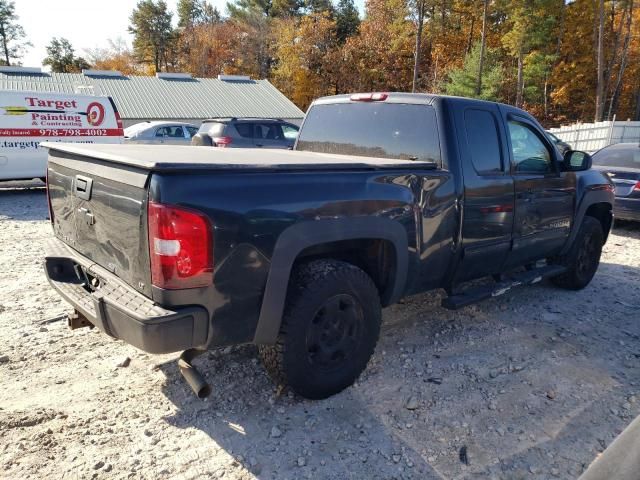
67,310,94,330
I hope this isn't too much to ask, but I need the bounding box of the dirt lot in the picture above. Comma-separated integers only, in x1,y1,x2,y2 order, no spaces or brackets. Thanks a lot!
1,182,640,480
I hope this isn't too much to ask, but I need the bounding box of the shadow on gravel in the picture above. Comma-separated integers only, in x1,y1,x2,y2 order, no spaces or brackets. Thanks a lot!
0,186,48,222
155,260,640,478
157,344,443,479
612,220,640,238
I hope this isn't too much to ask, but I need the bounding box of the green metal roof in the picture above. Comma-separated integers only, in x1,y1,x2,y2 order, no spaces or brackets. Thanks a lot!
0,72,304,120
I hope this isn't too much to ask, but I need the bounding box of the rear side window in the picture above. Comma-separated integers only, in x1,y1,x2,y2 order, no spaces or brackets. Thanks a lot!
235,123,255,138
297,103,441,163
198,122,225,137
464,109,502,174
186,126,198,137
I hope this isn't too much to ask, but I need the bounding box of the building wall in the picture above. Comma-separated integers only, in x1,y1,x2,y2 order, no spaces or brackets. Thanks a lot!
549,121,640,152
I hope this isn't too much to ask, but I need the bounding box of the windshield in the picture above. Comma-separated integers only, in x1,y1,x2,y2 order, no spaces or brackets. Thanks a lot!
296,103,441,163
593,146,640,169
124,123,150,137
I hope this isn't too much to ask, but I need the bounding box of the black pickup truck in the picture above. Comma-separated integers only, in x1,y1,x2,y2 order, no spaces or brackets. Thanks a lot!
43,93,614,399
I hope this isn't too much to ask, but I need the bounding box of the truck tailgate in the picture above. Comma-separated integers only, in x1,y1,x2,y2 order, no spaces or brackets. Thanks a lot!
47,148,153,297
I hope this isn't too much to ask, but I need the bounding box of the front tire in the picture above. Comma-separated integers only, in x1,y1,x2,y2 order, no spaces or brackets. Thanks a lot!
259,259,382,399
551,216,603,290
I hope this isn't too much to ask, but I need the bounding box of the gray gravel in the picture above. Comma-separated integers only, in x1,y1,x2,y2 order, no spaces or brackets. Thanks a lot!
1,182,640,479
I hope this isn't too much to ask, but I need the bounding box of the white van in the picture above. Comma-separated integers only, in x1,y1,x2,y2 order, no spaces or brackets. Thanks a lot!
0,90,124,181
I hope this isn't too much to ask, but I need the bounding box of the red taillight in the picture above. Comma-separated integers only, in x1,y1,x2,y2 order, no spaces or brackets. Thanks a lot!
634,181,640,191
350,92,388,102
213,136,232,147
147,201,213,289
46,167,54,225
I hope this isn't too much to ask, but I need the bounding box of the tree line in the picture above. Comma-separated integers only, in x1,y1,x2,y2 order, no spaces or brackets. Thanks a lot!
0,0,638,125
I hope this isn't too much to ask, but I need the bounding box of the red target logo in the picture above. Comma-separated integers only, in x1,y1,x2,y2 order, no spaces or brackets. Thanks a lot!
86,102,105,126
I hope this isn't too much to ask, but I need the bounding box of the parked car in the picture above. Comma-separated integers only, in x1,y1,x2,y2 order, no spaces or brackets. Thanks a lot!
191,117,299,149
0,90,123,181
592,143,640,222
124,121,199,145
43,92,613,400
546,131,572,155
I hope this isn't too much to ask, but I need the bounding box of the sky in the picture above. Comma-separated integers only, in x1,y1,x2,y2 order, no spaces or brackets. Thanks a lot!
16,0,365,70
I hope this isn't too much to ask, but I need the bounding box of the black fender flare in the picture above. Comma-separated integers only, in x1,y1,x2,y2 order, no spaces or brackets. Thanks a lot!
560,187,614,255
252,217,409,344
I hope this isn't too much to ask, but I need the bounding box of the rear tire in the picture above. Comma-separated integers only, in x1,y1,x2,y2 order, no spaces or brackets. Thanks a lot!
551,216,603,290
259,259,381,400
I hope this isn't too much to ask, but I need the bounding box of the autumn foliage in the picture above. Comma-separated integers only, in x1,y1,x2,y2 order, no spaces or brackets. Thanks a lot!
88,0,640,125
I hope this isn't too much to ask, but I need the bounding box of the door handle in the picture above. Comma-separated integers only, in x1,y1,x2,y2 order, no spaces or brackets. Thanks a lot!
74,175,93,200
255,143,263,147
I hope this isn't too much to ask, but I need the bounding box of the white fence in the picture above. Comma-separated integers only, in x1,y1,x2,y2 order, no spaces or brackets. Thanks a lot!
549,120,640,152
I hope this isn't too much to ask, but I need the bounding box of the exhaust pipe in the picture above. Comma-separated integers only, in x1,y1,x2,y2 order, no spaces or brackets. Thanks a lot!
178,349,211,399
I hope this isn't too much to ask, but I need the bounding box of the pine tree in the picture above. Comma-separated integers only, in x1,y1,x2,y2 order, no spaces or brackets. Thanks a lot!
42,38,90,73
0,0,30,66
444,42,503,101
177,0,220,28
335,0,360,42
129,0,175,72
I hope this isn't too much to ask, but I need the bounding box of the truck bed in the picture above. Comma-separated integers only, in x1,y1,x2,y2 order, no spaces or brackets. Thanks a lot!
42,143,437,172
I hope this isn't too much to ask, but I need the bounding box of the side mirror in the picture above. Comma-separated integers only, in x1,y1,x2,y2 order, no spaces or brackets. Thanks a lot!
562,150,592,171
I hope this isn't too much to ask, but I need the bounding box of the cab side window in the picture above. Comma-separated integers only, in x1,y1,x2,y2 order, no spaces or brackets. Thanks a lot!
464,109,502,174
508,121,552,173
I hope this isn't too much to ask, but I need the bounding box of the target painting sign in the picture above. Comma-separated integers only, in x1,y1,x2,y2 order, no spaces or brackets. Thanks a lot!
0,91,124,180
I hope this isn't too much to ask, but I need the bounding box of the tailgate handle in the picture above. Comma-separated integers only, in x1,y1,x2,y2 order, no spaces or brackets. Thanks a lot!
74,175,93,200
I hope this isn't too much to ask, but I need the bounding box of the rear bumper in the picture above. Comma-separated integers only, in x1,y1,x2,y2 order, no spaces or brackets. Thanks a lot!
44,238,209,354
614,197,640,222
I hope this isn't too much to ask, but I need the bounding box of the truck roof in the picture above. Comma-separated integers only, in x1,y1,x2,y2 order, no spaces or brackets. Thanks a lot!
311,92,528,114
43,143,437,172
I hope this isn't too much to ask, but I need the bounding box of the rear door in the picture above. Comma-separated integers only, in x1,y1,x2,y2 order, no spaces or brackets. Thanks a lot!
163,125,189,145
153,126,170,144
503,114,575,267
229,122,256,148
457,104,514,281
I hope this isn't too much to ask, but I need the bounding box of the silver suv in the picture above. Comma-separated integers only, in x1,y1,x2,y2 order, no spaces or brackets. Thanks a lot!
192,118,299,149
124,121,199,145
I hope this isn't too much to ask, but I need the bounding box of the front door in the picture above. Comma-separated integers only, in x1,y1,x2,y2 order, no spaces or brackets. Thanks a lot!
503,115,575,268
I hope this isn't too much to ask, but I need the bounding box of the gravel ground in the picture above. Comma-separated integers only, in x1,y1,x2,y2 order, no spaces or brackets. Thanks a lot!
1,181,640,480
